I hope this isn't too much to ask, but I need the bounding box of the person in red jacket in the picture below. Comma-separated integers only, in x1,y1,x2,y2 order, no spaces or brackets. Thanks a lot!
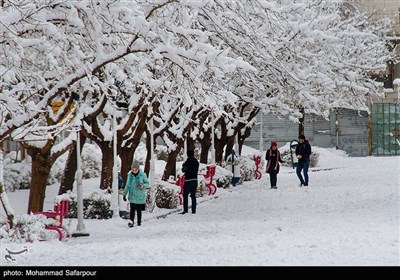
265,141,284,189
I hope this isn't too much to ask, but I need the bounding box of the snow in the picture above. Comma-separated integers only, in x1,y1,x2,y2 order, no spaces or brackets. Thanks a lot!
1,146,399,266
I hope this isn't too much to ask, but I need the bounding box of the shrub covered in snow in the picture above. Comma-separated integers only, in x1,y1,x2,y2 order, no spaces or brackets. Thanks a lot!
67,190,112,219
2,152,31,191
154,182,180,209
239,156,257,181
0,214,65,243
280,149,319,168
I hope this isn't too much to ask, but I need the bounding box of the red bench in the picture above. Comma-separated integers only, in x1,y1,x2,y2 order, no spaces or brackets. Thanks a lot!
199,165,217,195
33,198,70,241
175,175,185,205
253,155,262,180
175,165,217,205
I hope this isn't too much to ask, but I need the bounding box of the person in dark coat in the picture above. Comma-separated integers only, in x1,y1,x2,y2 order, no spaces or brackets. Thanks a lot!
265,141,284,189
118,172,126,218
181,149,199,214
295,134,312,187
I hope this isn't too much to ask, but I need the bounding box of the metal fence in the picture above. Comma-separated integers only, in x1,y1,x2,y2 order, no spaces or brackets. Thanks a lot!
371,103,400,156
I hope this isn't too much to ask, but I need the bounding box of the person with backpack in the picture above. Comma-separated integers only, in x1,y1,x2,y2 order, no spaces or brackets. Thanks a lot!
295,134,312,187
265,141,284,189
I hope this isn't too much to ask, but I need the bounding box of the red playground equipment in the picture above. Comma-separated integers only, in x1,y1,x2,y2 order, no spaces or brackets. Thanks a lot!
253,155,262,180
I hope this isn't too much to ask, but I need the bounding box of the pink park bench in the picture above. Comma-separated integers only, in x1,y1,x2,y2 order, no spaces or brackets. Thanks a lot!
33,198,70,241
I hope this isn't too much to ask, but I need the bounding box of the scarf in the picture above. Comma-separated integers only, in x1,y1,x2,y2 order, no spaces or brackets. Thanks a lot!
266,148,280,171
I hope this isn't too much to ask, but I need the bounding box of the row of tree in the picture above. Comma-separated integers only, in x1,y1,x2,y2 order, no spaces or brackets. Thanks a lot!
0,0,395,214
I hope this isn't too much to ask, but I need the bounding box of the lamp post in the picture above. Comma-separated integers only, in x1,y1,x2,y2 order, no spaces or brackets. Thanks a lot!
72,128,89,237
259,109,263,155
210,109,215,164
0,144,3,186
111,113,119,218
148,116,156,212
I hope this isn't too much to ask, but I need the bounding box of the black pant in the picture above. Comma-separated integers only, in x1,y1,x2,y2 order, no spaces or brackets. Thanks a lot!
183,180,197,213
269,170,277,187
130,203,144,225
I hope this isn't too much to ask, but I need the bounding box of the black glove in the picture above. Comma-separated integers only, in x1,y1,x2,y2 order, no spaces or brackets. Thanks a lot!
123,196,127,202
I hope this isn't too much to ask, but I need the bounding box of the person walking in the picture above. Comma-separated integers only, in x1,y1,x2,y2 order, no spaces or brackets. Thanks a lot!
123,160,150,227
118,172,127,218
295,134,312,187
181,149,199,214
265,141,284,189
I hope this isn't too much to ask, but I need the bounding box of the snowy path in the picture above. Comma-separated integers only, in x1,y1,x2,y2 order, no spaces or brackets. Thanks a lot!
1,155,399,266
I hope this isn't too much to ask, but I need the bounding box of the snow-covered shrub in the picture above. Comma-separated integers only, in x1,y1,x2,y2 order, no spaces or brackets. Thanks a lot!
2,152,31,191
310,152,319,167
154,182,179,209
81,143,102,179
155,145,187,162
240,156,256,181
67,191,112,219
48,152,67,185
156,145,168,161
280,149,318,168
197,181,209,197
280,150,293,167
49,143,102,185
0,214,58,243
213,165,232,189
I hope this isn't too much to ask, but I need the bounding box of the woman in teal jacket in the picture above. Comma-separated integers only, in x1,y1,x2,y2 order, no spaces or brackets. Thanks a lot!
123,160,150,227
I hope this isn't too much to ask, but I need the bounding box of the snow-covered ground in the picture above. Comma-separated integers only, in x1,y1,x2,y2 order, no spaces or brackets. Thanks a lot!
1,147,399,266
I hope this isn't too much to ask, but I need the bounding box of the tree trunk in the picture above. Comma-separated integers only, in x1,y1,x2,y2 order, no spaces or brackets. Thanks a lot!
120,146,135,184
144,130,151,176
214,138,225,165
27,149,52,213
0,182,14,228
58,133,86,194
99,145,114,190
162,148,181,181
199,137,211,164
0,141,14,227
238,126,252,155
224,139,235,161
187,136,195,152
298,107,305,136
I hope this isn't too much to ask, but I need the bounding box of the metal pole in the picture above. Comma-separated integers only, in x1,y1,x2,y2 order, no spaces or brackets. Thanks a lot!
210,110,215,164
112,113,119,218
259,110,263,154
149,116,156,212
72,129,89,237
183,138,187,162
0,145,3,185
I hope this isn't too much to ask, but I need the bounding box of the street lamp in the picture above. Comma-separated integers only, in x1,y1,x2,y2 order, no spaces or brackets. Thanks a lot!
148,116,156,212
0,145,3,186
259,109,263,155
210,109,215,164
72,127,89,237
111,112,119,218
107,94,128,218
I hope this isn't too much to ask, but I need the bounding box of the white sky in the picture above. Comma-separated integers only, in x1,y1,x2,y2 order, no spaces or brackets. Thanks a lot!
1,146,399,266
